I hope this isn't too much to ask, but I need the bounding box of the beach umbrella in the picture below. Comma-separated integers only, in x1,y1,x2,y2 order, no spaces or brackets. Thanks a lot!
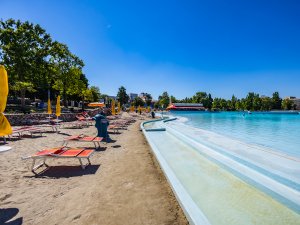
47,98,52,114
88,102,105,107
111,99,116,115
117,102,121,114
130,105,134,112
47,97,52,121
56,95,61,117
0,65,12,152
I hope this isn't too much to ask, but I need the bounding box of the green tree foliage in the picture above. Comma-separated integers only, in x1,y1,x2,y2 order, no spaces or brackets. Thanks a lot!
170,95,178,104
117,86,129,106
144,93,153,106
90,86,101,102
0,19,89,108
158,91,169,108
281,98,293,110
260,97,272,111
0,19,52,106
190,92,213,109
133,97,145,107
272,92,282,110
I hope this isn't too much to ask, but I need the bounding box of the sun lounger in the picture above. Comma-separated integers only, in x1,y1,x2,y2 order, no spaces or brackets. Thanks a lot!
9,126,45,139
63,135,103,148
108,125,120,133
22,146,95,173
76,114,93,126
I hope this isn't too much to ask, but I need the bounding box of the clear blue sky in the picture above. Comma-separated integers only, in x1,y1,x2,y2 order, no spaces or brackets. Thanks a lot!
1,0,300,100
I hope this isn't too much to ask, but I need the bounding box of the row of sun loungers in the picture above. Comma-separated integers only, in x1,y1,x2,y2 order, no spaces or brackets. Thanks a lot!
6,112,142,174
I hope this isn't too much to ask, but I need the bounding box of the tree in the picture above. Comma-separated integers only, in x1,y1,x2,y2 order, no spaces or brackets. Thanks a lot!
133,97,145,107
116,86,129,106
281,98,293,110
11,81,36,107
272,92,282,110
90,86,101,102
206,93,213,109
260,97,272,111
158,91,169,108
253,94,262,111
0,19,52,107
235,100,244,111
170,95,178,104
144,93,153,106
229,95,237,111
192,92,207,103
212,98,221,110
51,42,85,106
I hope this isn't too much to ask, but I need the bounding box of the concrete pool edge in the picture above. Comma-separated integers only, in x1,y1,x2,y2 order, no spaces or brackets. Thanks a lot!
162,120,300,213
141,119,211,225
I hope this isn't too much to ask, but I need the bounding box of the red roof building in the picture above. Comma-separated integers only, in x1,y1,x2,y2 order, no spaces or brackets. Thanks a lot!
166,103,205,111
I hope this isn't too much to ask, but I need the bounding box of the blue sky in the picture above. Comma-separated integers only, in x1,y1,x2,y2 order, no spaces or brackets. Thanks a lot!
1,0,300,99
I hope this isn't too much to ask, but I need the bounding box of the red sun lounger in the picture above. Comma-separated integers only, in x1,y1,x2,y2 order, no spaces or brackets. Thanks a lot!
63,135,103,148
22,146,95,174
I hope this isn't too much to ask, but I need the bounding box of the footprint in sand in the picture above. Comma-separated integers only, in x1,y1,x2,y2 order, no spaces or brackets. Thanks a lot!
73,214,81,220
0,193,12,202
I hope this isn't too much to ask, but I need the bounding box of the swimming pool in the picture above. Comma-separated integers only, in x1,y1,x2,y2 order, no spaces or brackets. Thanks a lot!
170,111,300,157
141,112,300,225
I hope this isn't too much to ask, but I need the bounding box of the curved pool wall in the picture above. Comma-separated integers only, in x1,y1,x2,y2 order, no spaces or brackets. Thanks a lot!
142,119,210,225
141,118,300,225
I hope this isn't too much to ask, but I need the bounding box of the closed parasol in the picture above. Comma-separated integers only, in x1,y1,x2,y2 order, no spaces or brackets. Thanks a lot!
0,65,12,152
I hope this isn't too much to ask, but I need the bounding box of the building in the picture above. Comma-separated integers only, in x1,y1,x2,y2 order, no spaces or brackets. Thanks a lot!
286,96,300,110
166,103,205,111
139,92,148,102
129,93,138,101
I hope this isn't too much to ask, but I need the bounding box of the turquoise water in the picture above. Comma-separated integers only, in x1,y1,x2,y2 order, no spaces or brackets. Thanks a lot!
169,111,300,158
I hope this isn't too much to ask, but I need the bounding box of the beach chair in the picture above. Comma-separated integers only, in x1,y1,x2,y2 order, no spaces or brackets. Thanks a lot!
76,114,93,126
9,126,45,139
63,134,103,148
108,125,120,133
22,146,95,174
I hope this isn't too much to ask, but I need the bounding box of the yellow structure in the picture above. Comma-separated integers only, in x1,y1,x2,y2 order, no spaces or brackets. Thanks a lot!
130,105,134,112
111,99,116,115
0,65,12,136
88,102,105,107
117,102,121,114
47,98,52,115
55,95,61,117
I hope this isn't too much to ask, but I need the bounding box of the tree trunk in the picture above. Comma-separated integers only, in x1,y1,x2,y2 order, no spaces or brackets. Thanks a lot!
63,85,67,108
82,97,85,112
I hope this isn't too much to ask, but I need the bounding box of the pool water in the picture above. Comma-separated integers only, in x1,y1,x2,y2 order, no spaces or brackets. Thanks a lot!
143,118,300,224
169,111,300,158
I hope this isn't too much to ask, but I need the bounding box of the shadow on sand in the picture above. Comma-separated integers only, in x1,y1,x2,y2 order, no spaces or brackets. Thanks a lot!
0,208,23,225
25,165,100,178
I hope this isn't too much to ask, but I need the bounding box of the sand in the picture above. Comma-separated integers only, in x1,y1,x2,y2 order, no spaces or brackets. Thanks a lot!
0,113,188,225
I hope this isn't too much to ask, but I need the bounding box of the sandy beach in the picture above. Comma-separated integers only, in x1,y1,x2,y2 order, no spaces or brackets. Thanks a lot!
0,113,187,225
